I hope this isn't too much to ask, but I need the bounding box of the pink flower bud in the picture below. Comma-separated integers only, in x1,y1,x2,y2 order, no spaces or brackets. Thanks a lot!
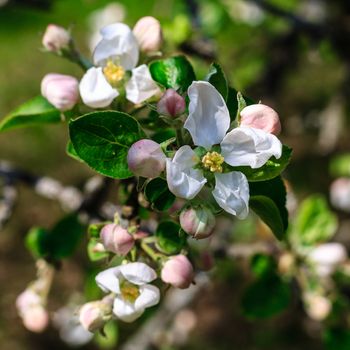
240,104,281,135
157,89,186,117
180,207,216,239
133,16,163,53
42,24,70,52
161,255,194,289
100,224,134,255
79,300,112,332
16,290,49,333
127,139,166,178
330,178,350,213
304,293,332,321
22,305,49,333
41,73,79,111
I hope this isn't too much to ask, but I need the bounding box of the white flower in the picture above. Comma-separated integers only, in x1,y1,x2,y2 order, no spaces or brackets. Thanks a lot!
166,81,282,218
307,243,347,277
95,262,160,322
79,22,160,108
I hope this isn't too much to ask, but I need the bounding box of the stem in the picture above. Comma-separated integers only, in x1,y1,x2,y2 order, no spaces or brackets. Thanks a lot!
140,241,163,261
176,128,185,147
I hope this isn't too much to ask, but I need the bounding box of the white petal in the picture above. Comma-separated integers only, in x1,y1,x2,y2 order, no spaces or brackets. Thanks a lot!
184,81,230,149
221,126,282,169
95,267,121,294
125,64,160,104
166,146,207,199
212,172,249,219
79,67,119,108
93,23,139,70
134,284,160,310
113,297,144,323
118,262,157,285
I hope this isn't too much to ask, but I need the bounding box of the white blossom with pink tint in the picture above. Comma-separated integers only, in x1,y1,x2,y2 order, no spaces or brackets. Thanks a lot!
330,178,350,213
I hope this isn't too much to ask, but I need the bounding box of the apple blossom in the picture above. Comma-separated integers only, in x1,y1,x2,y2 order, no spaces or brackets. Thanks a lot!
166,81,282,218
307,243,347,277
79,22,160,108
42,24,70,52
157,89,186,117
161,255,194,289
100,223,135,255
240,104,281,135
133,16,163,53
127,139,166,178
79,297,113,332
303,293,332,321
180,206,216,239
41,73,79,111
96,262,160,322
330,178,350,213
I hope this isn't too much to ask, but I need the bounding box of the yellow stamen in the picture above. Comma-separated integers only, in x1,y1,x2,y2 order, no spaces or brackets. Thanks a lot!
120,281,140,303
202,151,224,173
103,60,125,86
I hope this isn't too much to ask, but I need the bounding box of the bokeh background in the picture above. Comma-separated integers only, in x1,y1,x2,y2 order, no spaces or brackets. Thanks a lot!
1,0,350,349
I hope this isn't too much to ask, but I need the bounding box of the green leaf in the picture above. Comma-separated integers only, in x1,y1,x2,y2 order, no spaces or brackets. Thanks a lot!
155,221,186,254
87,238,109,262
230,145,292,182
25,227,50,259
47,214,85,259
324,328,350,350
0,96,61,132
250,196,285,240
205,63,228,100
329,153,350,177
69,111,145,179
242,274,291,319
250,254,276,279
152,128,176,143
66,140,83,162
249,176,288,240
145,178,175,211
226,87,239,121
149,55,196,93
25,215,85,260
290,195,338,246
94,321,119,349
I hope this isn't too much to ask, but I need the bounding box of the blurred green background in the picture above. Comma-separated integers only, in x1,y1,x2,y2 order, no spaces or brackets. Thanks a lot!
1,0,350,349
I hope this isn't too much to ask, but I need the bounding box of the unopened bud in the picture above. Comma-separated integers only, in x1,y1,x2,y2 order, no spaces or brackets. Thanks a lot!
127,139,166,178
157,89,186,117
278,252,295,275
42,24,70,52
16,289,49,333
304,293,331,321
330,178,350,213
133,16,163,53
161,255,194,289
240,104,281,135
79,299,112,332
41,73,79,111
100,224,134,255
180,207,216,239
308,243,347,277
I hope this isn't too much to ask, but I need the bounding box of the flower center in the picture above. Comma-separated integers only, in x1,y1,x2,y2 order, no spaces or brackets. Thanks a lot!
202,151,224,173
103,60,125,86
120,280,140,303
